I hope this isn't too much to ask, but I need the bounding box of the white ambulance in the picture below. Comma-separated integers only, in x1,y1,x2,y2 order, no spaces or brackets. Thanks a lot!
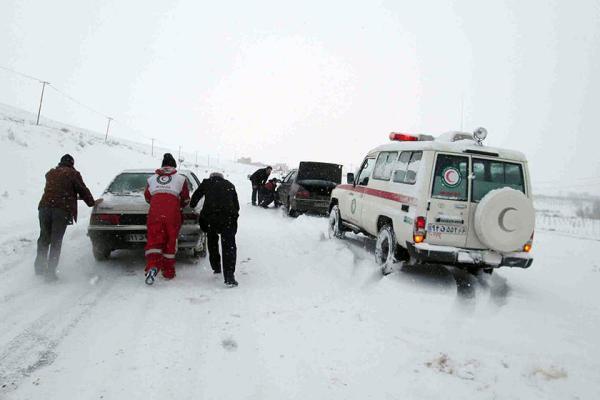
328,128,535,274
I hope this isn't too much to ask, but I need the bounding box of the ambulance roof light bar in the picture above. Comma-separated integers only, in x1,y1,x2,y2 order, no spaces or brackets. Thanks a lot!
389,132,435,142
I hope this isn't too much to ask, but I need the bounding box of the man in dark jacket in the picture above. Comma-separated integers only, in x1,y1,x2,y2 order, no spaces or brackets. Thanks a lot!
190,172,240,287
35,154,98,280
249,166,272,206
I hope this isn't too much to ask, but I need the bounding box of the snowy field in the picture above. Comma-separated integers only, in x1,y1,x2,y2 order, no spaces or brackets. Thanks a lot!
1,104,599,399
534,196,600,241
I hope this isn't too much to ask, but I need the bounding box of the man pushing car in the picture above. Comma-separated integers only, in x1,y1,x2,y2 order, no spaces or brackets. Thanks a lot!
144,153,190,285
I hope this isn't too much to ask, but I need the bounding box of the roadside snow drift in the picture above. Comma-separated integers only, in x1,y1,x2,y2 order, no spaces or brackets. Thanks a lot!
1,104,599,399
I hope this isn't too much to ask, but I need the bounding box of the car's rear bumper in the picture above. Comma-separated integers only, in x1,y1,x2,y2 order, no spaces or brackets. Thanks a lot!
406,242,533,269
292,199,330,215
88,224,202,249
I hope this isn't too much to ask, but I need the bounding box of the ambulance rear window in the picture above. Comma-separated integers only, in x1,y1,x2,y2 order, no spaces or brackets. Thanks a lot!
431,154,468,201
472,159,525,202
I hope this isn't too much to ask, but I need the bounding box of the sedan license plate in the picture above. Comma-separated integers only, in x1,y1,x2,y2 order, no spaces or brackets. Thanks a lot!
427,224,466,235
125,233,146,242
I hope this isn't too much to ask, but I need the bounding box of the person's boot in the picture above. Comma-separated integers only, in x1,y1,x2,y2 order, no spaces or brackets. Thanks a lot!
224,274,238,287
145,268,158,285
34,257,46,276
44,268,58,282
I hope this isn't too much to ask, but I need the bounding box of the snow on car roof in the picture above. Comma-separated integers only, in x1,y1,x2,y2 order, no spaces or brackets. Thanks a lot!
369,132,528,162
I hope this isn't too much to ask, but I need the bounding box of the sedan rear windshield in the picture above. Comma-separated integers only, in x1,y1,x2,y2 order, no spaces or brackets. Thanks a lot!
107,173,152,194
472,159,525,202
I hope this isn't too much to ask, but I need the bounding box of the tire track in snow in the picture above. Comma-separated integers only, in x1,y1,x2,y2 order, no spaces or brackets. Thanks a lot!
0,236,36,276
0,279,113,394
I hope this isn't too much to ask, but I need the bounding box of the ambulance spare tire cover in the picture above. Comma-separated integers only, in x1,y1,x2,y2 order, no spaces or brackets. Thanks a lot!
474,188,535,253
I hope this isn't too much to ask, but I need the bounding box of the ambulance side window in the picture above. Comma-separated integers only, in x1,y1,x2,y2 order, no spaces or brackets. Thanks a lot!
405,151,422,184
393,151,422,184
357,158,376,186
373,151,398,181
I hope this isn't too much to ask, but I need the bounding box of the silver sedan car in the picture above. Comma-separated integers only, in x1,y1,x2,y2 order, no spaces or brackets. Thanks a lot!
87,169,207,261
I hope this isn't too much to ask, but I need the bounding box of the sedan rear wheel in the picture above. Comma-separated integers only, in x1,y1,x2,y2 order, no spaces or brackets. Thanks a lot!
92,242,111,261
375,224,397,275
287,198,298,218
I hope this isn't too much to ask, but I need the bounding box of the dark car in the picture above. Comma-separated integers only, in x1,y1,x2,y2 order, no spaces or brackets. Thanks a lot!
277,161,342,217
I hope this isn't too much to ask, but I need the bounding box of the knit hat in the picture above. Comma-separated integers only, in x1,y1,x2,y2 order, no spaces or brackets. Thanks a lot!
59,154,75,167
162,153,177,168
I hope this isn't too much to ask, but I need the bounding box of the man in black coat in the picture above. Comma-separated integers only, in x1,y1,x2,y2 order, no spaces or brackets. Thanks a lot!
190,172,240,287
249,166,272,206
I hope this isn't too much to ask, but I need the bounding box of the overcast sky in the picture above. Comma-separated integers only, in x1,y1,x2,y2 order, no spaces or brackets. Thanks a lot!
1,0,599,193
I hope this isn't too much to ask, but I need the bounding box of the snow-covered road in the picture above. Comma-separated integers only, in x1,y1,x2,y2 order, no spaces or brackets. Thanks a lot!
1,105,599,399
2,189,600,399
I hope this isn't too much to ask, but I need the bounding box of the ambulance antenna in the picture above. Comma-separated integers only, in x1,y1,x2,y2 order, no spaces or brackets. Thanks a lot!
459,95,465,131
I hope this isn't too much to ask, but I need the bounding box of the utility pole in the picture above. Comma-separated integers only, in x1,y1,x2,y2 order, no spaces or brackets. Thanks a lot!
178,146,182,163
104,117,113,142
207,155,210,168
151,138,155,157
36,81,49,125
195,151,198,166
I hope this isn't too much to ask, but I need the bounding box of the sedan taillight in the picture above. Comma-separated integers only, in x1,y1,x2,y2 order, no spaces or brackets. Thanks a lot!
295,189,310,199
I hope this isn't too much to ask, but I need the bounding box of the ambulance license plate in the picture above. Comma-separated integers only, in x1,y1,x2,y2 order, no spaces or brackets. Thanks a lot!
427,224,466,235
125,234,146,242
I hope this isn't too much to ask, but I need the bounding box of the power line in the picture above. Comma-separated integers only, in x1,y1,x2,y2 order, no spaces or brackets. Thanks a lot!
1,64,112,129
46,84,110,119
0,64,44,83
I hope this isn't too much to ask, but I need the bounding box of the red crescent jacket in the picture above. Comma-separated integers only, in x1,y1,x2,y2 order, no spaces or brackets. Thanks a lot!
144,167,190,213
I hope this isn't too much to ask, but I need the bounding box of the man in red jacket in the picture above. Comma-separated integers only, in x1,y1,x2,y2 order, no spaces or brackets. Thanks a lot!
143,153,190,284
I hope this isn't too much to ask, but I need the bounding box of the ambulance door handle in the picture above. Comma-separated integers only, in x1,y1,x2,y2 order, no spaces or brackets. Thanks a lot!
455,204,467,209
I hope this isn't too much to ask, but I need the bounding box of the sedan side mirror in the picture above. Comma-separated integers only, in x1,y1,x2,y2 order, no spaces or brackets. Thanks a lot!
346,173,355,185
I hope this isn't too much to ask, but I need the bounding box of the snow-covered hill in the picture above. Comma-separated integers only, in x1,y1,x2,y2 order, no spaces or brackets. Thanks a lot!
1,104,599,399
0,102,247,237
